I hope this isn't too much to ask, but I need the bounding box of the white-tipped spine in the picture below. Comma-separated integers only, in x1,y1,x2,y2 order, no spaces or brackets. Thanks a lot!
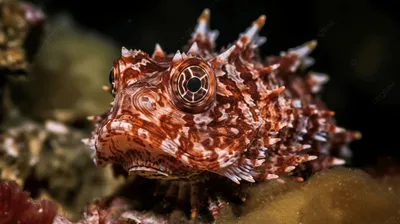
81,138,90,145
121,46,130,57
208,30,219,42
288,40,317,58
331,158,346,165
187,42,199,55
236,15,266,47
216,45,236,61
192,9,210,39
309,72,330,93
152,43,165,58
172,50,183,62
308,155,318,161
266,174,279,180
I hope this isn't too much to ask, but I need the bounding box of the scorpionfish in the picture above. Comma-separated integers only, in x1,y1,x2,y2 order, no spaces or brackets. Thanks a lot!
83,9,361,221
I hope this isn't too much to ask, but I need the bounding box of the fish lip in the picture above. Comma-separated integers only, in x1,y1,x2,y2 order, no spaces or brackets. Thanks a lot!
128,166,169,177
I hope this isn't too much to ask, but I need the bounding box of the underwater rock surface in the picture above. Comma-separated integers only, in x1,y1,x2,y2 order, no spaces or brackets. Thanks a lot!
219,167,400,224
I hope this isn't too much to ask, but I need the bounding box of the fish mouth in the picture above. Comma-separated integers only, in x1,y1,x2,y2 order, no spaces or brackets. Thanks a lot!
129,166,170,178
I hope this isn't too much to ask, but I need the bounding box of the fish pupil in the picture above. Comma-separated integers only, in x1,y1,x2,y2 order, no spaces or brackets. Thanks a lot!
187,77,202,92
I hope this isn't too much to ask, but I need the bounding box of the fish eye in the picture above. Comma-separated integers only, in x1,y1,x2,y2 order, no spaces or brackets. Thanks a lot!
170,58,216,113
109,67,116,96
177,65,209,103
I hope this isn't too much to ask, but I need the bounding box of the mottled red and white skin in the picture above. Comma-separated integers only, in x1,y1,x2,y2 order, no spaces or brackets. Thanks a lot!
82,9,360,221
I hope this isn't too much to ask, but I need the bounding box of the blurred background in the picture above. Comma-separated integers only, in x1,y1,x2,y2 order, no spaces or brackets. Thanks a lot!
24,0,399,169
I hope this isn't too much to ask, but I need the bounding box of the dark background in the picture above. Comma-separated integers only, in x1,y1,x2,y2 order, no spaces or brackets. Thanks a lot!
28,0,399,169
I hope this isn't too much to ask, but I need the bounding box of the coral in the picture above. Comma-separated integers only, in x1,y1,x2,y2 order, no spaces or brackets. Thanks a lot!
0,0,44,74
0,113,125,221
73,197,169,224
0,180,57,224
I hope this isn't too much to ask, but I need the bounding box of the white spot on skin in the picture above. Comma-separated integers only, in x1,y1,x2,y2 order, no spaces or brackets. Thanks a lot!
130,49,141,58
214,147,234,167
217,82,233,96
118,63,127,74
192,142,205,152
130,58,151,72
223,103,230,109
126,79,136,86
160,139,178,155
230,115,238,123
216,128,228,135
110,120,132,131
181,126,190,137
138,128,149,138
230,128,239,135
193,112,213,126
217,106,229,122
180,155,190,165
192,142,213,157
